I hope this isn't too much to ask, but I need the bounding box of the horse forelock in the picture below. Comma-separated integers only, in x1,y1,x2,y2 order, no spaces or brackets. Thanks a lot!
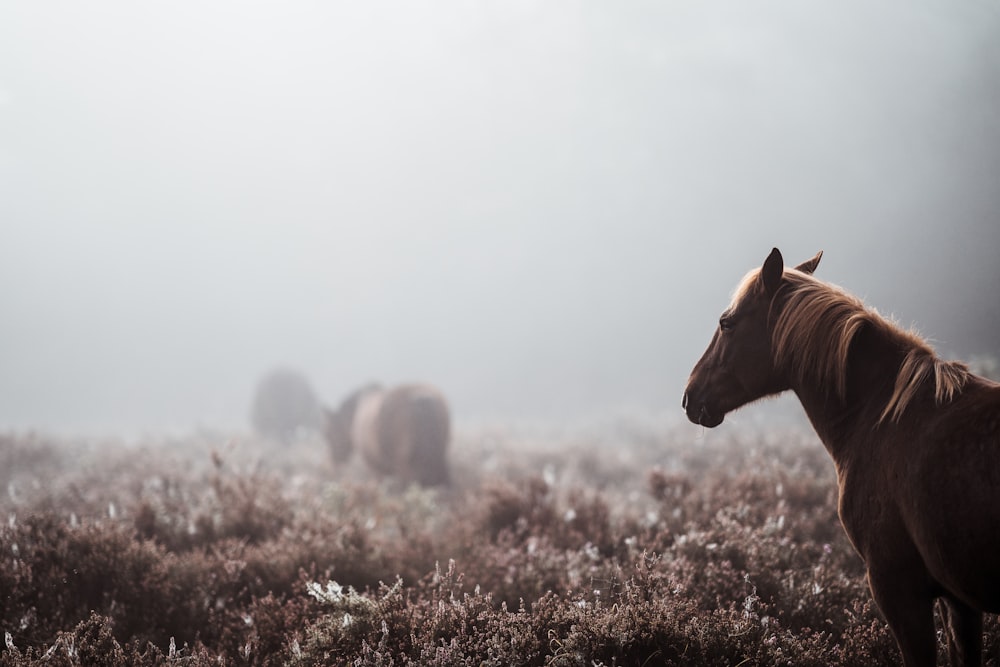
728,269,764,313
764,271,969,424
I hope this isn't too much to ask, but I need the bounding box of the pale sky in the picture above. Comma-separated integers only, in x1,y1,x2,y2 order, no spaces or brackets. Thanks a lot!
2,0,999,434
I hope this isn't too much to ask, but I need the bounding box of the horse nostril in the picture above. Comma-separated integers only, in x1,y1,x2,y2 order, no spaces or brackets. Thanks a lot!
682,392,689,410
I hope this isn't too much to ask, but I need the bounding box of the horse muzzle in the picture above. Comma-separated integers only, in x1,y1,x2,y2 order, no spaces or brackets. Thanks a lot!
682,390,724,428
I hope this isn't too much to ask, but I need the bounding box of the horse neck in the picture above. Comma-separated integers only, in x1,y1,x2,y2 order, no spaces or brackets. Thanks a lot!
789,325,909,463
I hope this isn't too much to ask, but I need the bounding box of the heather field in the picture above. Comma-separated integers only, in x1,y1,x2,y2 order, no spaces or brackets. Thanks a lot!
2,418,997,666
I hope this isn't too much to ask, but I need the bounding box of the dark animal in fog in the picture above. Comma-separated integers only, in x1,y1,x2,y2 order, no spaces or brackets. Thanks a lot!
323,383,451,487
250,368,321,442
683,248,1000,667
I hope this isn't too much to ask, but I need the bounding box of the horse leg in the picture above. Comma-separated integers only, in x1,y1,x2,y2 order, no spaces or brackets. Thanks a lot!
867,569,937,667
939,597,982,667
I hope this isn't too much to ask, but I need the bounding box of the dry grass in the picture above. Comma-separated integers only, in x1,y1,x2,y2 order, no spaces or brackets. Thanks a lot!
1,418,996,665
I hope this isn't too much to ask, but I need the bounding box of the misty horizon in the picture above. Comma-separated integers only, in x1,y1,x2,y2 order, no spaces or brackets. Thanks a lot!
2,0,998,435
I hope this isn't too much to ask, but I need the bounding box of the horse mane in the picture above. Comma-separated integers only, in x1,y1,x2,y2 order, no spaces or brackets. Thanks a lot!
762,269,970,424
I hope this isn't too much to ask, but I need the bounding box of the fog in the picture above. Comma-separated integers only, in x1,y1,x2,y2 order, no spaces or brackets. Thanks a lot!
2,1,999,435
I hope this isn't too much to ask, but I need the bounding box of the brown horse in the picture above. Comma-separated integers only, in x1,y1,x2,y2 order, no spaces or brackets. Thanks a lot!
683,248,1000,667
323,383,451,487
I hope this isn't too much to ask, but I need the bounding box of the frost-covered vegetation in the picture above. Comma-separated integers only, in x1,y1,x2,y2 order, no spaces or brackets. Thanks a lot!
1,418,997,665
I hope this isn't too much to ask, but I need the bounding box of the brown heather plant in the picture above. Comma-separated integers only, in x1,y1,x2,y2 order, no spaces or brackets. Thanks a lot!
2,420,999,665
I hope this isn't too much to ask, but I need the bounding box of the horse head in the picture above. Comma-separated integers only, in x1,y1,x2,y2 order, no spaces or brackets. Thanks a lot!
682,248,822,427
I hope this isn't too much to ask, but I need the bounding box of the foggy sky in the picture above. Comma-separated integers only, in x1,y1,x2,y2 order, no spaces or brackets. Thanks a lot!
2,0,999,435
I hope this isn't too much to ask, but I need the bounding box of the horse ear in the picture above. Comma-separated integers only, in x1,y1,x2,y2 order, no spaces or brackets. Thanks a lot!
761,247,784,294
794,251,823,275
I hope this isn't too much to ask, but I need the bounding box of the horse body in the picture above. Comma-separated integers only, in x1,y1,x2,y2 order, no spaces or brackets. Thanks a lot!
882,383,1000,609
324,383,451,487
683,248,1000,666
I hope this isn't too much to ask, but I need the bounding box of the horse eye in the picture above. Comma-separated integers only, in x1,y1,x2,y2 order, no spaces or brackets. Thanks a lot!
719,317,735,332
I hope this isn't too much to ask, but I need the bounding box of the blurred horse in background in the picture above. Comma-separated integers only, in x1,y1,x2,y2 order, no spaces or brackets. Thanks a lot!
323,383,451,487
683,248,1000,667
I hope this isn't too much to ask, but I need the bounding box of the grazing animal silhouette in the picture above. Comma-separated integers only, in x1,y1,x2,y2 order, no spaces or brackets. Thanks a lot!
323,383,451,487
250,368,321,442
683,248,1000,667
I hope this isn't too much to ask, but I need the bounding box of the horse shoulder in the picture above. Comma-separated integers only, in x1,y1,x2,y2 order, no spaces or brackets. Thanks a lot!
833,445,904,561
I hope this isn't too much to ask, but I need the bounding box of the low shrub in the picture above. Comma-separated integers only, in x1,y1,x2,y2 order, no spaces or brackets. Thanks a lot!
2,422,997,665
